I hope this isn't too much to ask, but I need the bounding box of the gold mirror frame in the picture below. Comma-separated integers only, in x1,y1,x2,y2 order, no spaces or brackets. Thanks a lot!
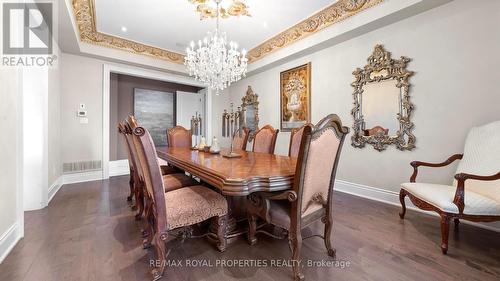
241,86,260,142
351,45,415,151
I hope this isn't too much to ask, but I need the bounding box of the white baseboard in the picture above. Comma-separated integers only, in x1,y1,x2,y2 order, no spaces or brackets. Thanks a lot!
0,223,21,264
334,180,500,233
62,170,103,185
47,176,63,205
109,159,130,177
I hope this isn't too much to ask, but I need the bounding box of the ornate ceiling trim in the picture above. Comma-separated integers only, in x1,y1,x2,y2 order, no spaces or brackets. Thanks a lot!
71,0,384,65
71,0,185,64
247,0,385,62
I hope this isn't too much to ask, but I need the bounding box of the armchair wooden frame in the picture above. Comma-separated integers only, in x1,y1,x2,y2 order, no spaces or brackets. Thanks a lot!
399,153,500,254
252,125,279,154
247,114,349,281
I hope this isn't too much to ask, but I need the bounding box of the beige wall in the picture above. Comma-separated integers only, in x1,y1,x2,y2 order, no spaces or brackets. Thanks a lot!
60,53,104,165
225,0,500,192
0,69,20,238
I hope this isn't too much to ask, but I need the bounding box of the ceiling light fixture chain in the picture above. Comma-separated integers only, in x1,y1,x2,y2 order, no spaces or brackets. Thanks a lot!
184,0,248,95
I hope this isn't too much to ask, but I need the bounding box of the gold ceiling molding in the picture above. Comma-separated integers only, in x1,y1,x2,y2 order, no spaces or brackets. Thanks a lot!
71,0,185,64
247,0,385,63
71,0,384,65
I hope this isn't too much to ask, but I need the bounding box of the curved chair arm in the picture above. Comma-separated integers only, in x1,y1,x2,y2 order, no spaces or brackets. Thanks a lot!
410,154,463,182
254,190,298,202
247,190,297,223
453,171,500,214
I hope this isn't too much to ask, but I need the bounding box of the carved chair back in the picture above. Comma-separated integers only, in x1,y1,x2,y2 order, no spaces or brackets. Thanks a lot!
167,126,192,148
133,126,169,235
252,125,279,154
293,114,349,220
127,116,146,181
288,124,313,158
454,120,500,200
232,128,250,151
118,123,135,172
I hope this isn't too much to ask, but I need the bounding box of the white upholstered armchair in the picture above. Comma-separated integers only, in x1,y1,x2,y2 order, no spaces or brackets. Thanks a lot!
399,121,500,254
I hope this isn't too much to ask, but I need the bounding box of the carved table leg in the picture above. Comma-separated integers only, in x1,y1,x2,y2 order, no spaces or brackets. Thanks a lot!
247,214,258,246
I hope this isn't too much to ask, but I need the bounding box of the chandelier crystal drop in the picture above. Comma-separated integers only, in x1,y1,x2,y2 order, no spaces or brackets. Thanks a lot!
185,0,248,94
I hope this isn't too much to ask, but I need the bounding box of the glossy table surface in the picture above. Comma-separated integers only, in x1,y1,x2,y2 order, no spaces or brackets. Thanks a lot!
156,146,297,196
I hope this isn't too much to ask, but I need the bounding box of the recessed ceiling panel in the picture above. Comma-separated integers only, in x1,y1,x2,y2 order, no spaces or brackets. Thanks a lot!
94,0,336,54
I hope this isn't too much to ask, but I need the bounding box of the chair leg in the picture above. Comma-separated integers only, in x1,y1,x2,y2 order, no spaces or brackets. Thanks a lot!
127,172,134,202
288,232,304,281
135,183,144,221
247,214,258,246
454,218,460,230
152,232,168,281
214,215,227,252
142,203,154,249
323,215,336,258
440,215,451,254
399,189,407,219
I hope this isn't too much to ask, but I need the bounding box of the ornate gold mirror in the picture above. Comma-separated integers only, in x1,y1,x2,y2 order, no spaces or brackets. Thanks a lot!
351,45,415,151
241,86,260,142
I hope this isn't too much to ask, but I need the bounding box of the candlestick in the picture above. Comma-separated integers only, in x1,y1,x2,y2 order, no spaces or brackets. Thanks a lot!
221,103,244,158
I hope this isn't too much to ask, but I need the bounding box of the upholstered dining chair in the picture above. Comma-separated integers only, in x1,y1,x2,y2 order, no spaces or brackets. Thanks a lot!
118,123,136,203
133,125,228,281
400,120,500,254
167,126,192,148
247,114,349,281
288,123,313,158
126,117,197,221
232,127,250,151
252,125,279,154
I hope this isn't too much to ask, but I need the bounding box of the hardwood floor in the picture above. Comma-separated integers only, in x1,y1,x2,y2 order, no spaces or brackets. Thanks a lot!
1,176,499,281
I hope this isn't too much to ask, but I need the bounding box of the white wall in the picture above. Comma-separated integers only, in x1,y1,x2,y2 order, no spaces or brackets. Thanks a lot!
48,46,62,187
225,0,500,192
22,67,48,210
0,68,22,262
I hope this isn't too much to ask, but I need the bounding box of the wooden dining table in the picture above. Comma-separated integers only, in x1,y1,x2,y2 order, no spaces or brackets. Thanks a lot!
156,146,297,196
156,146,298,242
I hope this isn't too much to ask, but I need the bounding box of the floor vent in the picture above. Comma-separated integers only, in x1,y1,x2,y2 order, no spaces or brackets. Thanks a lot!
63,160,102,173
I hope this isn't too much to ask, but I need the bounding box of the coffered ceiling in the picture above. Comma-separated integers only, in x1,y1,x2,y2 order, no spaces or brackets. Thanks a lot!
71,0,384,64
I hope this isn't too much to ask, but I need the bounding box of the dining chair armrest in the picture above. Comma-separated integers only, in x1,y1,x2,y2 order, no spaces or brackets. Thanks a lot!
256,190,298,202
410,154,463,182
453,171,500,214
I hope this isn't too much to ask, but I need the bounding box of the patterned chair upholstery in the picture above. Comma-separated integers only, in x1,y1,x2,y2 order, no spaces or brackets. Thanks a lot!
400,120,500,254
252,125,279,154
247,114,349,281
126,116,197,220
232,127,250,151
167,126,192,148
288,123,313,158
133,125,228,281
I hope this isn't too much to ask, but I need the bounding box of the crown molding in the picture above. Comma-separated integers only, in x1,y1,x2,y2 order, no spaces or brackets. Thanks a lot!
71,0,185,64
247,0,384,62
71,0,384,65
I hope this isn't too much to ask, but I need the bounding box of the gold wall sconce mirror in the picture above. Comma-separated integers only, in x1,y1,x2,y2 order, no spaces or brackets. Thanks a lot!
351,45,415,151
241,86,260,142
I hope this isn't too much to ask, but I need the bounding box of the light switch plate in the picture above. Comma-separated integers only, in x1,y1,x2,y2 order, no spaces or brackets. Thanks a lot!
79,117,89,124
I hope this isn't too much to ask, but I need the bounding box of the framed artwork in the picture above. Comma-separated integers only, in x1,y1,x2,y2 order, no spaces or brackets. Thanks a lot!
280,63,311,131
134,88,175,146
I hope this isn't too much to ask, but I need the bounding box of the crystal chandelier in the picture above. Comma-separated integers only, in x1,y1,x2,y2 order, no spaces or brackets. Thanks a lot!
185,0,248,94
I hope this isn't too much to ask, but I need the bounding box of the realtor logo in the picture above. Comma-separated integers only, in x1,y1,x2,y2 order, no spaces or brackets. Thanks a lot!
1,2,56,67
2,2,52,54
